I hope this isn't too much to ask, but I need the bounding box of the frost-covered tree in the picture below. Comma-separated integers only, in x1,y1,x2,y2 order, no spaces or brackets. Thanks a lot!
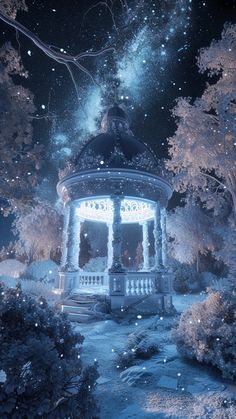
0,283,99,418
214,216,236,286
0,0,27,18
167,23,236,220
0,42,43,214
167,202,217,272
13,201,62,262
173,289,236,380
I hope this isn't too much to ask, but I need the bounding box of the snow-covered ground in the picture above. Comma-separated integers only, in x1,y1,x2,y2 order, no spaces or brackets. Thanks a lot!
75,294,236,418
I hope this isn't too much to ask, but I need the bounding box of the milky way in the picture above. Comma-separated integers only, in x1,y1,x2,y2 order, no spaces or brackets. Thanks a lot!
71,0,192,142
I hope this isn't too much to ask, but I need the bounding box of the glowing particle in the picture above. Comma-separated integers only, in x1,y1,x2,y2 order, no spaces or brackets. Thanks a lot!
41,104,46,109
27,50,32,56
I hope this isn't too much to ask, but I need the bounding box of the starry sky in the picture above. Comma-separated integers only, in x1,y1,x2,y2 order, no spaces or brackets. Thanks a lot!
0,0,236,245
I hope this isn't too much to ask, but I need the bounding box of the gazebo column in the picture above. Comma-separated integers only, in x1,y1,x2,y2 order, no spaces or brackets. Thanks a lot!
161,208,167,268
109,194,126,310
107,222,114,271
141,221,149,271
110,195,125,273
153,202,163,271
60,203,70,270
59,202,81,293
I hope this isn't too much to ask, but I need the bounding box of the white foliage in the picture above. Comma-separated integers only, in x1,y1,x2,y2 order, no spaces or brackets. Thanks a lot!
167,203,216,266
167,24,236,217
0,258,26,278
173,289,236,379
83,257,107,272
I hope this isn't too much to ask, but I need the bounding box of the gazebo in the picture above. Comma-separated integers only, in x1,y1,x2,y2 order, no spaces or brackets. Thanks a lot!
57,104,173,310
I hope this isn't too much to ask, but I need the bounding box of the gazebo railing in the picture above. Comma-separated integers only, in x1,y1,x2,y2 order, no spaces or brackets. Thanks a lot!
125,272,156,296
79,271,109,288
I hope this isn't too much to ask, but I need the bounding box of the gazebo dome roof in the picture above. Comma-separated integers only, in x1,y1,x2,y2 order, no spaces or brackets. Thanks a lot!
57,103,172,206
74,104,158,172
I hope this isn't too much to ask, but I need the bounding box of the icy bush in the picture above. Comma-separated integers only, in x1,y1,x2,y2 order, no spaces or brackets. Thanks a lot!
20,279,55,300
0,275,17,288
0,259,26,278
172,262,201,294
116,331,159,370
173,289,236,380
0,283,99,418
83,256,107,272
22,259,59,284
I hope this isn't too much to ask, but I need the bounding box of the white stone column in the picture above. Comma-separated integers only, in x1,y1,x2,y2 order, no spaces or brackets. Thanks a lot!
107,222,114,271
60,203,70,269
141,221,149,271
153,202,163,270
161,208,167,268
109,194,125,272
66,203,81,271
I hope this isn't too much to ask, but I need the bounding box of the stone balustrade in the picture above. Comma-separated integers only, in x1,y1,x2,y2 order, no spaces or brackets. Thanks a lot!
79,272,109,288
125,272,156,296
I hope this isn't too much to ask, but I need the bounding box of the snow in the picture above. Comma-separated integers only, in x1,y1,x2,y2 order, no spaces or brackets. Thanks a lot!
73,294,236,418
0,259,26,278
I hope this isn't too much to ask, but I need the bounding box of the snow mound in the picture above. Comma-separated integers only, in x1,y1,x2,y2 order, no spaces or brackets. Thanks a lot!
23,260,59,284
120,366,153,386
0,259,26,278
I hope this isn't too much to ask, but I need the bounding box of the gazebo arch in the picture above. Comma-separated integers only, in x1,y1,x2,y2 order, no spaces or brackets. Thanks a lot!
57,104,173,310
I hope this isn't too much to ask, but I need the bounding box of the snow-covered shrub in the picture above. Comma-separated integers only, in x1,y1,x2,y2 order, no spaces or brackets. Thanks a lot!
20,279,55,300
172,262,201,294
116,331,159,370
22,259,59,284
0,283,99,418
0,259,26,278
173,289,236,379
83,256,107,272
0,275,18,288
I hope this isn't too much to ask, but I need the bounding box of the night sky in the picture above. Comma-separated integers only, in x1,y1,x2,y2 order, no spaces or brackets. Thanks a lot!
0,0,236,246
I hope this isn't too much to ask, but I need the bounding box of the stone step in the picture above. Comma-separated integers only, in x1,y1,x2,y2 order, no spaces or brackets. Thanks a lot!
66,312,94,322
61,304,92,315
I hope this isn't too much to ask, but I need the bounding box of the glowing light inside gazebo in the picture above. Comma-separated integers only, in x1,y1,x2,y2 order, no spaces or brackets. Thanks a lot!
75,197,155,223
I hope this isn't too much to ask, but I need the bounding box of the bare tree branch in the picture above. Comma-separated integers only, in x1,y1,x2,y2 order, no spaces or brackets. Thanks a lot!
0,10,115,100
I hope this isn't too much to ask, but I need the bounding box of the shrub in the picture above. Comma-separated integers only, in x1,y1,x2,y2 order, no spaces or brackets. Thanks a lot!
173,289,236,380
172,262,201,294
116,331,159,370
0,283,99,418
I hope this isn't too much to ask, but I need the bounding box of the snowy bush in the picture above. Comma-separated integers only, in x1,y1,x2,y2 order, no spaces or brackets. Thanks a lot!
0,275,18,288
172,262,201,294
0,259,26,278
116,331,159,370
83,256,107,272
22,259,59,285
173,289,236,380
20,279,55,300
0,283,99,418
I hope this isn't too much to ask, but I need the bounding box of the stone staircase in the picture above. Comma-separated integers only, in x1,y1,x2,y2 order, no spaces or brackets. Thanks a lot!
60,294,98,323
